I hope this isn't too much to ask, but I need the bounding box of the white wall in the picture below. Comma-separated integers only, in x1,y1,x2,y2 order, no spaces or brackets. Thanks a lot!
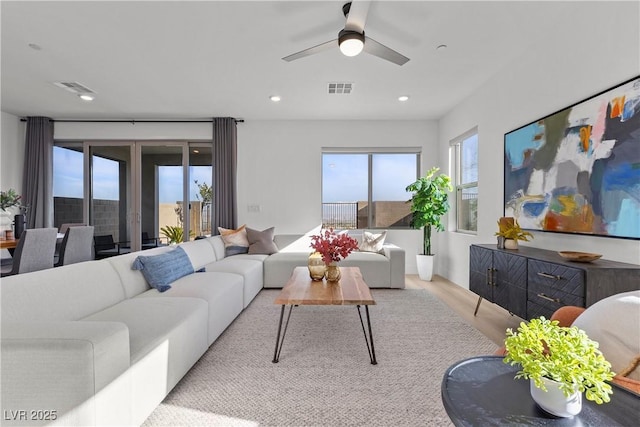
437,1,640,288
238,120,438,274
0,111,26,230
44,119,439,274
1,112,25,192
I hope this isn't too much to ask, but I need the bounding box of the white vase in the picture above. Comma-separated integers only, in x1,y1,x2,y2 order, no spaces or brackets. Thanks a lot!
416,254,434,281
504,239,519,250
530,377,582,417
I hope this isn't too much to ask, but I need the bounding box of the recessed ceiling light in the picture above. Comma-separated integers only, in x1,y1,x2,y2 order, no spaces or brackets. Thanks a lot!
436,44,448,51
79,94,94,101
398,95,409,102
270,95,281,102
193,149,200,154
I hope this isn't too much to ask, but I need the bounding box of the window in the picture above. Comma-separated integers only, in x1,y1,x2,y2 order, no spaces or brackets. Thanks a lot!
322,149,419,229
53,145,84,228
452,130,478,233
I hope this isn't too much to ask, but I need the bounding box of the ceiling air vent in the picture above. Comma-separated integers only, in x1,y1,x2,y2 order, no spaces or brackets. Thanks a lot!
52,81,96,95
328,82,353,94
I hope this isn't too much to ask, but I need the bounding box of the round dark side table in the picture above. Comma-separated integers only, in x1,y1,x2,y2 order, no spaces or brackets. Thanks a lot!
441,356,640,426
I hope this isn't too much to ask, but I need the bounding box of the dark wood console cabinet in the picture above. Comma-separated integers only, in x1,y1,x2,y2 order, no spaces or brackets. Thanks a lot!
469,244,640,320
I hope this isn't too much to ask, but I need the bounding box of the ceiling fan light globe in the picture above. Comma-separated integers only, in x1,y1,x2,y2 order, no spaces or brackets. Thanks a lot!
339,39,364,56
338,30,365,57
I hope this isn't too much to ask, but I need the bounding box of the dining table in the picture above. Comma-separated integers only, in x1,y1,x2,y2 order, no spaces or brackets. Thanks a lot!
1,233,65,250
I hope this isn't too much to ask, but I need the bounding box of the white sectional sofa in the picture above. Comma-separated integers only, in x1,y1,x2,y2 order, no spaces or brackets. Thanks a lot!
0,233,405,426
265,234,405,288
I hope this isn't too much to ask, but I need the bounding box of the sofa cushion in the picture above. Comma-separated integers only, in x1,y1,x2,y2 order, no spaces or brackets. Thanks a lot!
360,230,387,253
106,246,173,298
0,260,125,322
132,246,194,292
340,251,390,288
247,226,279,255
218,225,249,256
179,238,217,270
136,271,244,344
82,297,208,381
204,257,264,308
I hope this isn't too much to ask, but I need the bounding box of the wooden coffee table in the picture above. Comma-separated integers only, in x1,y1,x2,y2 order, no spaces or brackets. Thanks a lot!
272,266,377,364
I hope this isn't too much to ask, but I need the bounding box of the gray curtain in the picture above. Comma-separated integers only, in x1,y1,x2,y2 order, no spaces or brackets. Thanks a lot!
212,117,237,233
22,117,54,229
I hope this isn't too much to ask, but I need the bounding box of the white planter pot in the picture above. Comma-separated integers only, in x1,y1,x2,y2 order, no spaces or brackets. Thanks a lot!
416,254,434,281
504,239,519,250
530,377,582,417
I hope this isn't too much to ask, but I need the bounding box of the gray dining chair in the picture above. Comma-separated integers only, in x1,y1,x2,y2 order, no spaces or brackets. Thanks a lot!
58,222,86,235
1,228,58,276
55,225,95,267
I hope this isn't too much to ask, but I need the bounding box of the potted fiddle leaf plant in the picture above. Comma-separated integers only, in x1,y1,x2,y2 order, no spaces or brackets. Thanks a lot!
406,167,452,281
503,316,614,417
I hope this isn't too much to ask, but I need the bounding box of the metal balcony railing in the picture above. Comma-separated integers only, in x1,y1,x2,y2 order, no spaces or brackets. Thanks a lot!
322,202,358,229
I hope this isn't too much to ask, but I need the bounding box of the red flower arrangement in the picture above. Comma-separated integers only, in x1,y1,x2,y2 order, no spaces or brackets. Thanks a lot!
310,228,359,266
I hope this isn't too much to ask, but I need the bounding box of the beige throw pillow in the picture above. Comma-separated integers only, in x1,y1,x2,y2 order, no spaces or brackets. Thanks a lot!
218,225,249,256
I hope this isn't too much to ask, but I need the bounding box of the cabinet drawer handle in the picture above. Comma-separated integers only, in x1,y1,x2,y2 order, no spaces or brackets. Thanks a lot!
537,272,562,280
537,293,561,304
486,268,496,286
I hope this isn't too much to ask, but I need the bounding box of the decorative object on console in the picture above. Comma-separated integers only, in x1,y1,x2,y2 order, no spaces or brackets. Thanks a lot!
503,316,614,417
504,76,640,239
494,217,533,250
406,167,453,281
558,251,602,263
309,228,359,282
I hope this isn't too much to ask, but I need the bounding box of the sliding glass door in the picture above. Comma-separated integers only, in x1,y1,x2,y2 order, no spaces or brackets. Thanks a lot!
88,143,136,250
53,140,212,253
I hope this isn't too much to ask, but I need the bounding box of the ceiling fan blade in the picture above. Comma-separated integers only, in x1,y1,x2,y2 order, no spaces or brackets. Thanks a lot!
282,39,338,62
363,36,410,66
344,0,371,32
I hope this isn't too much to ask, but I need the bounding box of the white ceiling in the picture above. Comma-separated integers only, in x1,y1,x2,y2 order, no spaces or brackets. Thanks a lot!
1,1,590,121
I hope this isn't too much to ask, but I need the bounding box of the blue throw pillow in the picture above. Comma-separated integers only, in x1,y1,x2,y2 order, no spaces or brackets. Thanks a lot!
131,246,194,292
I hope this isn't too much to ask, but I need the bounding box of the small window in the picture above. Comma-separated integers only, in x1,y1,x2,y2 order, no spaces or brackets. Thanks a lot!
452,131,478,233
322,150,419,229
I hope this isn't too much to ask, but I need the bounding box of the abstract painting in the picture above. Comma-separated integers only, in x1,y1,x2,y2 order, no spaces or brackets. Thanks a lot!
504,76,640,239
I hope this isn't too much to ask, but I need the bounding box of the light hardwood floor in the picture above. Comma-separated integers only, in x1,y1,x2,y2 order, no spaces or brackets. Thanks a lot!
405,274,525,346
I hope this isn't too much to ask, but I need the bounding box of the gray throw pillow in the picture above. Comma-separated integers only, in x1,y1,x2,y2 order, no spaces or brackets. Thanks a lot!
246,227,279,255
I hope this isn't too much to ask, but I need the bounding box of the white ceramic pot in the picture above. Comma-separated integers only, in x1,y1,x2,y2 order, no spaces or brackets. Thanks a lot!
416,254,434,281
504,239,519,250
530,377,582,417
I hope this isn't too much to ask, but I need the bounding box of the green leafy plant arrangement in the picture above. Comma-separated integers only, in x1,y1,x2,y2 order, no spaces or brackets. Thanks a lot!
504,317,614,404
160,225,194,244
1,189,23,212
405,167,453,255
495,218,533,242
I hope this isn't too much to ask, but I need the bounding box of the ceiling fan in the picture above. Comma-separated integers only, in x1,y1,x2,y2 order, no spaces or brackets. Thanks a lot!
282,1,410,66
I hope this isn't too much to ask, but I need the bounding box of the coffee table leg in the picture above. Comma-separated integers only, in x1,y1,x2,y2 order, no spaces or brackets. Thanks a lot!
272,304,294,363
357,305,377,365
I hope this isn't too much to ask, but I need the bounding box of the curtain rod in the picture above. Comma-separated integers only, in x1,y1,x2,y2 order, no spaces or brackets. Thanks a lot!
20,118,245,123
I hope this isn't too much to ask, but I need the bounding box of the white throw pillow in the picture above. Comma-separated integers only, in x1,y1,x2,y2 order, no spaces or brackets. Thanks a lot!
360,230,387,253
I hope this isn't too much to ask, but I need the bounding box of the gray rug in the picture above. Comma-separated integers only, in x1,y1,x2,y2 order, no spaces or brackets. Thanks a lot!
143,289,497,426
